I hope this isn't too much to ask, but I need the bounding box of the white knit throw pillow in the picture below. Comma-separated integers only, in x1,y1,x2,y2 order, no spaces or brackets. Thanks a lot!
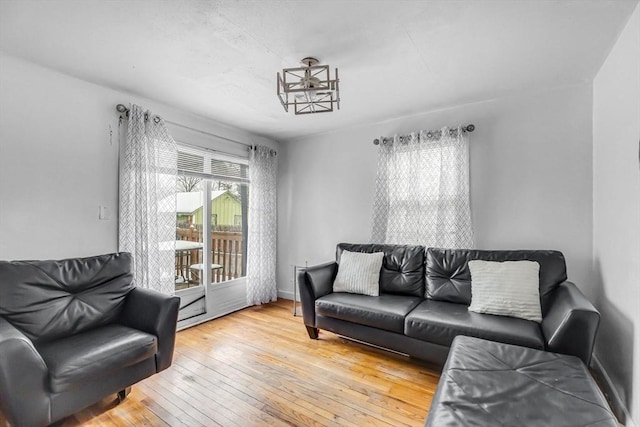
333,251,384,296
468,260,542,323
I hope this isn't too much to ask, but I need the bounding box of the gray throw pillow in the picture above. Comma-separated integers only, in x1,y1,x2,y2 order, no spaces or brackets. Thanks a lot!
333,251,384,296
468,260,542,323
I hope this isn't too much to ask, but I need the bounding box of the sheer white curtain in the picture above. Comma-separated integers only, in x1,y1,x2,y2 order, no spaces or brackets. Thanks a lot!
246,145,278,305
119,104,177,294
371,127,474,248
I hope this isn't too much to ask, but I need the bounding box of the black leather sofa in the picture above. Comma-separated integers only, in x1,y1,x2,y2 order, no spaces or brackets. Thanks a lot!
299,243,600,366
0,252,180,427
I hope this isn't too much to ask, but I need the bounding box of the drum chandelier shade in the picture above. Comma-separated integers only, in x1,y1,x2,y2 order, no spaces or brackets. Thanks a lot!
277,57,340,115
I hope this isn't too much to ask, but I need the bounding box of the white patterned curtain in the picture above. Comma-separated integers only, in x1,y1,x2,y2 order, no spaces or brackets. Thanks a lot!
371,127,473,248
119,104,177,294
246,145,278,305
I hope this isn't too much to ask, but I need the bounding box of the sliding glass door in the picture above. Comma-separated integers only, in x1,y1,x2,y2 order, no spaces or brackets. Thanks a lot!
174,144,249,321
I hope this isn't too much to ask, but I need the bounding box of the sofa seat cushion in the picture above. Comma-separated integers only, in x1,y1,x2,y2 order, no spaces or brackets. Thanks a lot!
405,300,544,349
37,324,157,393
316,293,422,334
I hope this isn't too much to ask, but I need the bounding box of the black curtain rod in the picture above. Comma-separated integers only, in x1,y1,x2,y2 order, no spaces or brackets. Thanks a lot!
116,104,252,149
373,124,475,145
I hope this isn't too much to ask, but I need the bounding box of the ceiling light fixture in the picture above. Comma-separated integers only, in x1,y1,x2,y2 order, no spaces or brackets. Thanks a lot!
277,57,340,115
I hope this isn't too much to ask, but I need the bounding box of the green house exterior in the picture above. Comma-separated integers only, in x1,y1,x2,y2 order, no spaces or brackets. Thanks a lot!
177,190,242,227
193,192,242,226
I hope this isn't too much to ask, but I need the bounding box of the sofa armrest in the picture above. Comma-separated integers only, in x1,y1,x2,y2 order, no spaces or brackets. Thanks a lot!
119,288,180,372
298,261,338,328
541,281,599,366
0,317,50,427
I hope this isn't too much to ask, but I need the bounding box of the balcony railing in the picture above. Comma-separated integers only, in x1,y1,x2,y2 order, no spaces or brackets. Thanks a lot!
176,228,244,287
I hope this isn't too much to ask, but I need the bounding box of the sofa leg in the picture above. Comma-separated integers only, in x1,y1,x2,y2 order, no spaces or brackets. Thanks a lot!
306,326,319,339
117,387,131,403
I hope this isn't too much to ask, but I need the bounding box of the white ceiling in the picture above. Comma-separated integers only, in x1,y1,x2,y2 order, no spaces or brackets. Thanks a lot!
0,0,637,141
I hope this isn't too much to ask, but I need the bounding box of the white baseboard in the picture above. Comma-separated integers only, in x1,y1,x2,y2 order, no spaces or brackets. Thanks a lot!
277,289,295,300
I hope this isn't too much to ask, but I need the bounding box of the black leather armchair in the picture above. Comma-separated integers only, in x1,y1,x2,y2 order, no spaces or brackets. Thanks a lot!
0,253,180,427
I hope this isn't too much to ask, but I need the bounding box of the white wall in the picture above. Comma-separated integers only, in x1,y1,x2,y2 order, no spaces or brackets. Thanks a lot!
0,53,279,329
0,53,276,261
593,3,640,425
277,84,594,304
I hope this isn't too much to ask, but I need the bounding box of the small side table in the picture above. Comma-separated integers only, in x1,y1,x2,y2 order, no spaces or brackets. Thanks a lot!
189,263,223,283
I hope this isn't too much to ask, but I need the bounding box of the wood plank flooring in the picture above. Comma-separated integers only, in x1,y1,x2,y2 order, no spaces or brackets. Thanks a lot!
1,299,441,426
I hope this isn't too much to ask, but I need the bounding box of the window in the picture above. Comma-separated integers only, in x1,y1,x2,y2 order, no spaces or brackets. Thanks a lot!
174,144,249,291
371,129,473,248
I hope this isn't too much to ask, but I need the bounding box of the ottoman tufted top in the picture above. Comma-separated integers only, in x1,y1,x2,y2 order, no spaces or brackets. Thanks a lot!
425,335,617,427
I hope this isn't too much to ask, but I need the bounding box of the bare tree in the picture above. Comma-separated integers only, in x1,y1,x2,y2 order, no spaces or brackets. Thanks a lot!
177,176,202,192
213,181,232,192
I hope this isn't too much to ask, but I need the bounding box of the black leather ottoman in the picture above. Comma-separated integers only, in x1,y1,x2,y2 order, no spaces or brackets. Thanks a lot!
425,336,617,427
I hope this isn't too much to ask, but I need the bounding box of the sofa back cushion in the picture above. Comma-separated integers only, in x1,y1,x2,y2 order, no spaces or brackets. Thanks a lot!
336,243,425,297
426,248,567,305
0,252,134,343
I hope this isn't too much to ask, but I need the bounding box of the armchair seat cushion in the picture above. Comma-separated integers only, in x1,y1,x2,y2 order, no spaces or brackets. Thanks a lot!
316,293,422,334
37,324,157,393
405,300,544,349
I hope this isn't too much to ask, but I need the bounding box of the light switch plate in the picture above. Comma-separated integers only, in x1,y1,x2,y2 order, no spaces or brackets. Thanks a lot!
99,205,110,220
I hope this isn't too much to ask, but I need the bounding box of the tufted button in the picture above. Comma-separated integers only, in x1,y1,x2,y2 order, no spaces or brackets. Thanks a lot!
426,248,568,305
336,243,425,297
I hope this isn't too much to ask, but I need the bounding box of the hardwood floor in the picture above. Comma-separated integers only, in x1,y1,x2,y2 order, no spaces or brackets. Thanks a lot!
2,299,441,426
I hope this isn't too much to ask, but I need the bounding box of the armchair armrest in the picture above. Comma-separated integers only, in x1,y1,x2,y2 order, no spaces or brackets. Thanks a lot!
541,281,600,366
119,288,180,372
0,317,50,427
298,261,338,328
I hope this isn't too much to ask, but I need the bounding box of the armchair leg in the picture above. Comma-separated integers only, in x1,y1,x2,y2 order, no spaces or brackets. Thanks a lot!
117,387,131,403
305,326,319,339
